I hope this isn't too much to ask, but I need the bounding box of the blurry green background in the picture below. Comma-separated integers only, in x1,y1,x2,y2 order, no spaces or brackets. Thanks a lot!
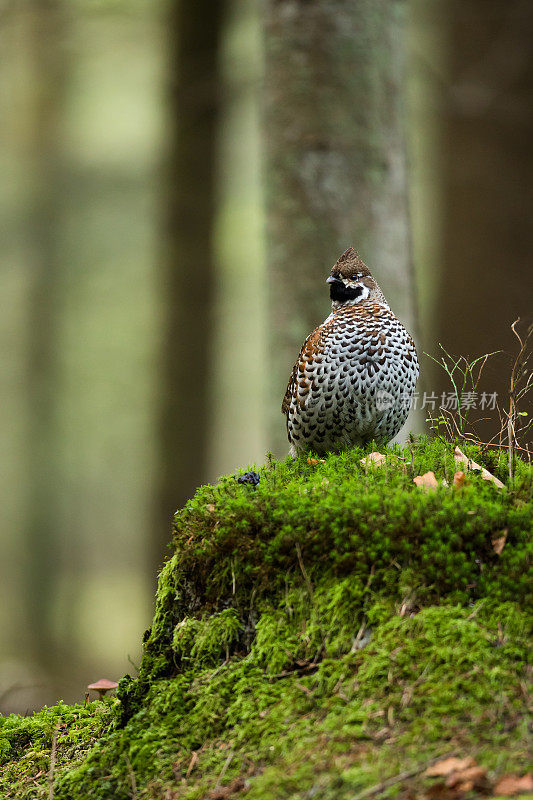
1,0,531,712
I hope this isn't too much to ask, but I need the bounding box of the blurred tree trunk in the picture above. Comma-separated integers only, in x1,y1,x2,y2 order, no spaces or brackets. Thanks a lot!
154,0,227,568
436,0,533,441
23,0,66,671
263,0,418,454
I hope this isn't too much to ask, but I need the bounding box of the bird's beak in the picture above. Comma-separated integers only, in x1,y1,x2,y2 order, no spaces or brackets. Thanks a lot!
326,275,341,284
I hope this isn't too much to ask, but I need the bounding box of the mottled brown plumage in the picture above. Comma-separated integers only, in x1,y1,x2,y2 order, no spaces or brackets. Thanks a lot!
282,248,418,456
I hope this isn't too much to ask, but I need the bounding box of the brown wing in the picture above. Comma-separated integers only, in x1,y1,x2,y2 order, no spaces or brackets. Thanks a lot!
281,358,299,417
281,325,326,418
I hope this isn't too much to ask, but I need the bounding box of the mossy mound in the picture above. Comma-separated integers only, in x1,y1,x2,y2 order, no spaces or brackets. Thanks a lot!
0,700,115,798
1,438,531,799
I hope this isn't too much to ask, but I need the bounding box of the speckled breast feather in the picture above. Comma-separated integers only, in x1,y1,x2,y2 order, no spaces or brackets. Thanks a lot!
282,253,419,456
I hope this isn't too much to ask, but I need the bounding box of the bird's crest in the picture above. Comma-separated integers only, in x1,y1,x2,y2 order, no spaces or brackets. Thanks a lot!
330,247,372,280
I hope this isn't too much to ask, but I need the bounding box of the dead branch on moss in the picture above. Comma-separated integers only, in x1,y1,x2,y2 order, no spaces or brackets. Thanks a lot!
295,542,327,658
350,752,458,800
125,756,138,800
185,750,199,779
295,542,314,600
269,659,321,681
47,717,61,800
214,751,234,789
454,446,505,489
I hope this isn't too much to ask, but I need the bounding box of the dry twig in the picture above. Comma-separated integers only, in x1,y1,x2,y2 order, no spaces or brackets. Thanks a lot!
215,751,234,789
507,319,533,482
48,717,61,800
186,750,199,779
349,752,457,800
125,756,138,800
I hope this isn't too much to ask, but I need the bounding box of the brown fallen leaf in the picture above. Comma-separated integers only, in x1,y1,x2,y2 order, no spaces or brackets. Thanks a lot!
398,597,416,617
493,773,533,796
454,446,505,489
446,765,487,789
453,471,466,489
413,471,439,492
492,529,508,555
360,451,387,468
307,456,325,465
426,757,476,777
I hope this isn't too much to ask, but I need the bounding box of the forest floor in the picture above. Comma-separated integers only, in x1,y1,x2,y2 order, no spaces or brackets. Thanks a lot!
1,437,531,800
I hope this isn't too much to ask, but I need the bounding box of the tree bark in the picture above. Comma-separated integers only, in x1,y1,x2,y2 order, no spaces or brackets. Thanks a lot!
436,0,533,443
24,0,66,671
154,0,227,568
263,0,418,454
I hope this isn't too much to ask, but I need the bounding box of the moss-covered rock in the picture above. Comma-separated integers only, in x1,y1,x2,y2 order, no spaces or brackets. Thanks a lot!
1,438,531,799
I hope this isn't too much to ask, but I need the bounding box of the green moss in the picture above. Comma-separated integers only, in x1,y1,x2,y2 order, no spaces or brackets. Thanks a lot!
0,700,115,799
54,603,530,800
1,438,531,799
172,608,242,666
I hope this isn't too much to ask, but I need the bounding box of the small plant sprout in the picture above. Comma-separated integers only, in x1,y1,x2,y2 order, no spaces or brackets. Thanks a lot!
87,678,118,700
425,319,533,484
424,343,500,442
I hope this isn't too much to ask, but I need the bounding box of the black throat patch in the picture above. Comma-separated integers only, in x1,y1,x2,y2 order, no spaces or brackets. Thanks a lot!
329,281,364,303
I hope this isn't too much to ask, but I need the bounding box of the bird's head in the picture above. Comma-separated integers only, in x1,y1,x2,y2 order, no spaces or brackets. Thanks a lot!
326,247,387,309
